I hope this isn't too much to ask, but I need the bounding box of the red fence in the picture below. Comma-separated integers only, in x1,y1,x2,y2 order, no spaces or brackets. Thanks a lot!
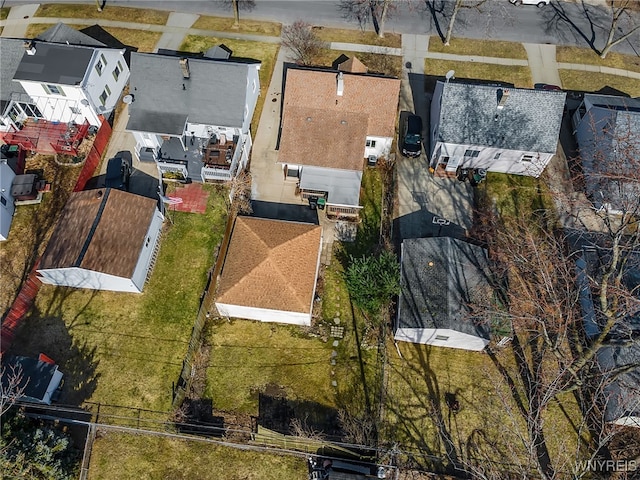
74,116,111,192
1,117,112,355
1,261,42,355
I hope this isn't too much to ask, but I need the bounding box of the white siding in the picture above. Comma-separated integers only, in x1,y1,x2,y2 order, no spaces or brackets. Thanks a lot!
17,81,98,125
215,303,311,326
37,267,143,293
365,136,392,159
242,65,261,134
611,416,640,428
431,141,551,177
84,49,130,119
0,161,16,241
130,208,164,291
394,327,489,351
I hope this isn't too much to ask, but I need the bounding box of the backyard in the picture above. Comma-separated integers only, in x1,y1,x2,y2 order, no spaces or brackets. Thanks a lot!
88,430,307,479
8,185,229,412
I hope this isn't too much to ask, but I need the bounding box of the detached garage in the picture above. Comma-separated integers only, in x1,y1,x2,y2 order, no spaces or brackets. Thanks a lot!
395,237,492,351
37,188,163,293
215,216,323,326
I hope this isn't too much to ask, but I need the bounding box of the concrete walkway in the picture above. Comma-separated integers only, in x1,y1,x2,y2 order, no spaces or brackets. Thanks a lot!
1,3,40,38
523,43,562,86
153,12,199,53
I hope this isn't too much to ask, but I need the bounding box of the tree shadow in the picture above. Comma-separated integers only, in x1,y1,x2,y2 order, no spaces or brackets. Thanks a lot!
8,304,100,408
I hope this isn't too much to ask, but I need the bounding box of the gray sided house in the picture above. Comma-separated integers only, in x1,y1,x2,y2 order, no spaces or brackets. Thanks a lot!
37,189,164,293
126,52,261,183
574,233,640,427
430,81,566,177
396,237,492,351
572,94,640,215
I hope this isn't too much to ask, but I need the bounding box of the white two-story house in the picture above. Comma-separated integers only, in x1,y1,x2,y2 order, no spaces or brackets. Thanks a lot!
126,52,261,183
429,81,566,178
2,40,129,129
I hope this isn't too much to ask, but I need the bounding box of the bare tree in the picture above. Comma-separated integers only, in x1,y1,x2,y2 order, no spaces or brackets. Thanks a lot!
0,364,26,418
225,169,253,216
338,0,397,38
545,0,640,59
424,0,510,46
282,21,327,66
219,0,257,28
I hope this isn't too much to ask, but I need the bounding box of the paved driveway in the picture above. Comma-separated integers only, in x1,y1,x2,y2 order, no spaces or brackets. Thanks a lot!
395,35,475,242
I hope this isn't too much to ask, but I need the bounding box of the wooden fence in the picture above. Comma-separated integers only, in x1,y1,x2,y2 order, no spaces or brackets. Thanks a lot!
73,116,111,192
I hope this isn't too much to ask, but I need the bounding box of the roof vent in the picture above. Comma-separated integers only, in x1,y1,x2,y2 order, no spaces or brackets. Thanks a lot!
24,40,36,56
179,58,190,79
336,72,344,97
497,88,510,110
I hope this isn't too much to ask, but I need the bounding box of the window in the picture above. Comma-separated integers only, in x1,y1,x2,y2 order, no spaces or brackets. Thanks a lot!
464,149,480,158
42,84,65,96
101,53,107,66
112,61,122,81
1,196,6,207
494,152,501,159
69,106,81,115
521,154,535,162
435,335,449,341
95,60,103,75
99,85,111,106
440,156,450,165
366,139,377,148
146,237,151,247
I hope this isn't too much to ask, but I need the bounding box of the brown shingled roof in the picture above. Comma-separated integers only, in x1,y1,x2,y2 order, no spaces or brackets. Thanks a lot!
279,68,400,170
278,107,368,171
39,189,158,278
338,56,368,74
216,216,322,314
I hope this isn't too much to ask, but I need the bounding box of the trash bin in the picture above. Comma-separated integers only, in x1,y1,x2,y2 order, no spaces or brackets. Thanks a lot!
317,198,326,210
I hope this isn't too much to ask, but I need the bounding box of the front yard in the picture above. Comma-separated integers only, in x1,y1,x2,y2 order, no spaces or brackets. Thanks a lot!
8,185,228,411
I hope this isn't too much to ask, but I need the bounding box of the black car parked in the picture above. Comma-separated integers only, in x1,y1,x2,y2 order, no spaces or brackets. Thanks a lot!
401,114,423,157
104,151,133,191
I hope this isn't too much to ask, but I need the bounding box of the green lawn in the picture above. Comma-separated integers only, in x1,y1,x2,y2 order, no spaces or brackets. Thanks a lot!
179,36,279,132
88,431,307,480
384,341,584,474
204,320,334,414
559,69,640,98
34,4,169,24
429,37,528,60
312,26,401,48
425,58,532,88
0,7,10,20
9,186,228,412
192,15,281,36
25,23,86,38
481,172,553,220
557,46,640,73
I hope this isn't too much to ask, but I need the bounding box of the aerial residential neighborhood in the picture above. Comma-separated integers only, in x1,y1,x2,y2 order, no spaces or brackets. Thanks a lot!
0,1,639,479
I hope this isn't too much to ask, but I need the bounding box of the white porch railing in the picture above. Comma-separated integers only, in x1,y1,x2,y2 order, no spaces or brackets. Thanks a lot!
201,166,232,182
157,162,188,179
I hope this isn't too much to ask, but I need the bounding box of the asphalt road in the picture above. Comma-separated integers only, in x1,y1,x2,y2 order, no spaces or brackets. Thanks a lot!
3,0,638,54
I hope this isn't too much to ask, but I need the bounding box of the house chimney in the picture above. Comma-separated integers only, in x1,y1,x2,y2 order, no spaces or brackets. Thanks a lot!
497,88,510,110
336,72,344,97
24,40,36,56
179,58,190,79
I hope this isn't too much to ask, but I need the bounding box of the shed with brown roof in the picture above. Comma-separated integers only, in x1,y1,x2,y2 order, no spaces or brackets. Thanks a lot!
215,216,323,326
38,188,164,293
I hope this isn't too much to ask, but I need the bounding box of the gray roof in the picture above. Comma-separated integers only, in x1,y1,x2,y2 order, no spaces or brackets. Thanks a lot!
435,81,566,153
579,101,640,213
127,52,255,135
13,42,94,85
584,93,640,111
36,22,106,47
299,166,362,206
0,38,28,107
1,355,58,402
398,237,491,339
